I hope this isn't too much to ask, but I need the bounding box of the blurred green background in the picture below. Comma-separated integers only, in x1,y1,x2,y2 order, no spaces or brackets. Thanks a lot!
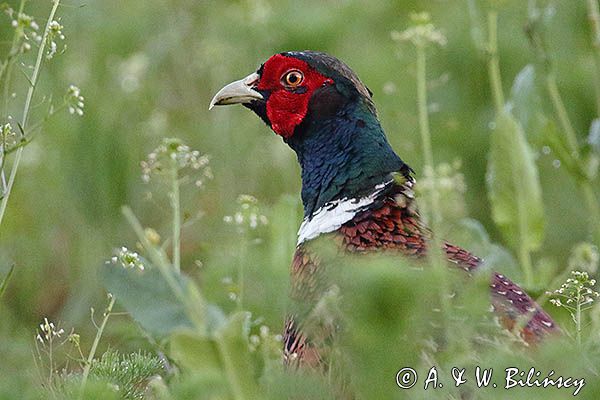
0,0,597,397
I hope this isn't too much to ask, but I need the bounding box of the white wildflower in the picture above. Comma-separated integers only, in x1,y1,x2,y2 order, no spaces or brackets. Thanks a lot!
391,12,447,47
45,20,65,59
66,85,85,116
223,194,268,234
140,138,212,187
110,246,145,271
36,318,64,344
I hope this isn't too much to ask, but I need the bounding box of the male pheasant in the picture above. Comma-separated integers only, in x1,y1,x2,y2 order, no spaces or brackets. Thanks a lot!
210,51,557,367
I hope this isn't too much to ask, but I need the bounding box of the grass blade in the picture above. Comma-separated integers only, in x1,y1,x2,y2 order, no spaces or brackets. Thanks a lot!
0,264,15,298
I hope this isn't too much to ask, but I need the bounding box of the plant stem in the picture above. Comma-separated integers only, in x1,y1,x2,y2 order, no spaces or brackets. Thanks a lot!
543,60,600,246
526,2,600,245
545,73,579,155
415,41,449,338
237,237,248,310
584,0,600,246
122,206,184,301
517,217,534,287
416,43,441,233
466,0,485,53
576,288,582,346
79,294,116,398
0,0,61,230
0,0,25,92
487,11,505,112
122,206,207,332
487,10,534,286
581,182,600,246
416,45,434,183
586,0,600,117
48,337,54,384
171,159,181,273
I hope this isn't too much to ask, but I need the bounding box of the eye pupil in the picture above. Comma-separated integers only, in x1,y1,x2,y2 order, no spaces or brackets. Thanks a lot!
283,70,303,87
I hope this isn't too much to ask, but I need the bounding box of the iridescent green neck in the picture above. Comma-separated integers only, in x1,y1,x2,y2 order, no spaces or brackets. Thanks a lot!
286,99,409,217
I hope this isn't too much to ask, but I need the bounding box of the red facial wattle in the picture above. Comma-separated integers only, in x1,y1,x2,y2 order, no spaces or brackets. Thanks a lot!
257,54,333,138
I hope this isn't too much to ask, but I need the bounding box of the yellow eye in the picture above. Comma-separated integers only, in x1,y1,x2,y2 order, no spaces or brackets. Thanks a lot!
282,70,304,87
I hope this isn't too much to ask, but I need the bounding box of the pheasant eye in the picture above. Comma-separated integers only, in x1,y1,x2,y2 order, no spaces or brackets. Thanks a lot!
282,70,304,87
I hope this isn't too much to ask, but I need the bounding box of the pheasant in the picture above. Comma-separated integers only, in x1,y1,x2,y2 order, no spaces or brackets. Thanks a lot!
210,51,558,367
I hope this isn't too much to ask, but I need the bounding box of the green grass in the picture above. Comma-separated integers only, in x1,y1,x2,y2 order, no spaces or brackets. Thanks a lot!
1,0,600,399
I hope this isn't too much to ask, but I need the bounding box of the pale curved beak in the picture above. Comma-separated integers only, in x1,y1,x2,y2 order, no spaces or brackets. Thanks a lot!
209,72,263,110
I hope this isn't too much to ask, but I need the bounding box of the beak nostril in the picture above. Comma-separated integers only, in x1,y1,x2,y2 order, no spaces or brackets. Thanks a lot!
246,79,258,87
243,73,260,87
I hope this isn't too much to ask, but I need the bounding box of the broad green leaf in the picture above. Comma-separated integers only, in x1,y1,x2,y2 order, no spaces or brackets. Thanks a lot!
507,64,547,141
213,312,259,400
169,331,230,399
103,261,196,336
169,312,259,400
170,331,222,376
487,111,545,252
